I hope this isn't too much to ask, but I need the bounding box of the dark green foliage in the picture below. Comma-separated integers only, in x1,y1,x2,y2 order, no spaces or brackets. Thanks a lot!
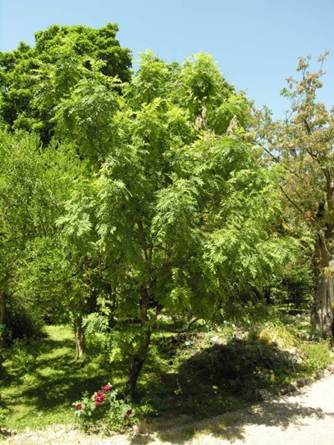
5,298,43,341
0,23,131,143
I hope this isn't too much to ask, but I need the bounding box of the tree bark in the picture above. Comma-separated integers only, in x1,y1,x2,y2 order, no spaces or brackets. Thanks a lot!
127,328,152,397
127,285,153,397
0,293,6,326
311,232,334,339
0,293,6,346
74,316,86,359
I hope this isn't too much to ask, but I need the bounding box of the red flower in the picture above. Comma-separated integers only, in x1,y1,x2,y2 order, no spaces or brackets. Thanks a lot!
101,384,113,393
94,391,106,406
74,402,82,411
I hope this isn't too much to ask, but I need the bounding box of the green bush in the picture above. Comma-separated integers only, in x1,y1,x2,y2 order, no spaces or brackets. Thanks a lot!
255,321,297,350
5,297,43,342
300,342,332,375
84,313,111,355
9,339,35,372
73,383,136,433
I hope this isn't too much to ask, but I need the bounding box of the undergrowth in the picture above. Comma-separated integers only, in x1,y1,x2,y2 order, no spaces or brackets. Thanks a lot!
0,317,332,433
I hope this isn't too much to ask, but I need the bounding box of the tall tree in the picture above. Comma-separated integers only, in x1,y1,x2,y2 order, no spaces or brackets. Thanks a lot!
0,23,131,143
260,54,334,338
57,53,295,393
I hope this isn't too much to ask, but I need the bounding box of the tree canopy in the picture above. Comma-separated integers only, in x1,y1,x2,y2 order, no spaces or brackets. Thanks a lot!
0,23,131,143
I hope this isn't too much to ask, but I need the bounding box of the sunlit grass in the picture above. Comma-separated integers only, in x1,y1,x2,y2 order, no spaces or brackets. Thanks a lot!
0,325,110,430
0,319,332,432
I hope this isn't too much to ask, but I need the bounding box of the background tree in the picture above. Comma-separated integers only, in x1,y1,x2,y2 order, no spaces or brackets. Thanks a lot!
259,53,334,338
0,23,131,143
0,129,83,340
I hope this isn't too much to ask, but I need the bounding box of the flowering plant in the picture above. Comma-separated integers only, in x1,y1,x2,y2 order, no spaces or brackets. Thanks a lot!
72,383,135,433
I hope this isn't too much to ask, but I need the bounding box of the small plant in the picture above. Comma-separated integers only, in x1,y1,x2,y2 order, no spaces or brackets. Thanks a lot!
73,383,135,433
0,407,8,428
255,321,296,350
300,342,332,376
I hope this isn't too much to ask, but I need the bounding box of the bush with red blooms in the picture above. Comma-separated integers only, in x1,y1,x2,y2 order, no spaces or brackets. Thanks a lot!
73,383,135,433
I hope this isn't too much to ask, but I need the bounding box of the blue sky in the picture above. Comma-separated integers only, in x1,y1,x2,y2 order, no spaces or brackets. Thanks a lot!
1,0,333,116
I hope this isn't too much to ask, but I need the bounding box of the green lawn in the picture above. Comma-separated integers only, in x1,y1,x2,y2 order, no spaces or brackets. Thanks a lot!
0,320,332,432
0,325,110,430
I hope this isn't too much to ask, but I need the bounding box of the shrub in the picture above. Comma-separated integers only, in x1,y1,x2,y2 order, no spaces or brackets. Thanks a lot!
300,342,332,375
255,321,296,350
84,313,111,355
5,297,43,342
73,383,135,433
7,338,36,372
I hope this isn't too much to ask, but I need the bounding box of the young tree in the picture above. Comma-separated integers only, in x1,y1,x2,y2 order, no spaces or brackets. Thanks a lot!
260,54,334,338
56,53,295,394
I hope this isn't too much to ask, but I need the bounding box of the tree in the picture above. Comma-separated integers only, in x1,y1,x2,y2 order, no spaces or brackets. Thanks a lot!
57,53,295,394
0,129,83,340
260,54,334,338
0,23,131,143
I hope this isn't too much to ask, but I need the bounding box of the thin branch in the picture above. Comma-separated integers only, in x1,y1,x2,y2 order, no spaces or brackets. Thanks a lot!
278,183,307,218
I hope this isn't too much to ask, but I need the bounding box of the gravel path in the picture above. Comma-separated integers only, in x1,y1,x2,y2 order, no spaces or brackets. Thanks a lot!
2,373,334,445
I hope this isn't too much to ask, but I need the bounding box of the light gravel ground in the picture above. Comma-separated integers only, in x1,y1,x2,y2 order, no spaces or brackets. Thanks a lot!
2,373,334,445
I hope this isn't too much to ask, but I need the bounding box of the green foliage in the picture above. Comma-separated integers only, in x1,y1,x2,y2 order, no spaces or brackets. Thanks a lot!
179,53,234,118
0,130,77,336
0,31,307,397
1,31,333,435
255,321,297,350
300,342,332,375
0,129,88,335
0,23,131,142
73,384,135,433
54,76,122,164
5,297,43,341
8,338,36,372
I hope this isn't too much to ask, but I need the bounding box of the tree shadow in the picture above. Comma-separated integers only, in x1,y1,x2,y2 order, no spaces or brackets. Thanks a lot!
0,331,112,418
141,400,333,444
137,399,334,444
132,337,333,444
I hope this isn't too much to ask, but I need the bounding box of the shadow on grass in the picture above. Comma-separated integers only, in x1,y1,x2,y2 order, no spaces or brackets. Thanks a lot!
0,329,113,419
132,337,333,444
140,338,299,416
2,329,332,442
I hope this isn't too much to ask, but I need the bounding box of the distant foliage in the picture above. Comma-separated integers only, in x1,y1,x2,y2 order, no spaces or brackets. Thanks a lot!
0,23,131,143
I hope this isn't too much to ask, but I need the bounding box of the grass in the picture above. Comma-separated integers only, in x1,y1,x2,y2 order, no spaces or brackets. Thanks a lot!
0,318,332,433
0,325,110,430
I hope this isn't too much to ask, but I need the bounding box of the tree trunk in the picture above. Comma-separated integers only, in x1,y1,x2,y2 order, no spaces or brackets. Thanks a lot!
311,233,334,339
74,316,86,359
127,328,152,397
127,284,154,397
0,293,6,326
0,293,6,346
